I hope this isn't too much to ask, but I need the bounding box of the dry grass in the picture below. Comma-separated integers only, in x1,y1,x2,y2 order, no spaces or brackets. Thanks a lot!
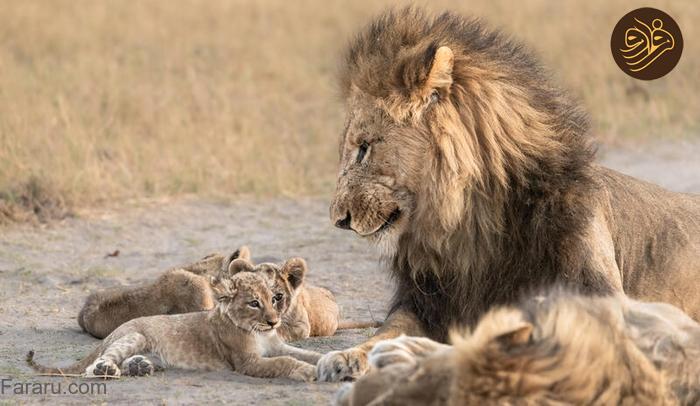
0,0,698,223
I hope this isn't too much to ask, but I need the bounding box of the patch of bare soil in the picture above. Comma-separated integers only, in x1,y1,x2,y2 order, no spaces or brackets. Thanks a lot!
0,142,698,404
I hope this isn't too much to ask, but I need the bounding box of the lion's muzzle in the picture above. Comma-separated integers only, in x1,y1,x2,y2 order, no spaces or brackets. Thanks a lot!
330,179,402,237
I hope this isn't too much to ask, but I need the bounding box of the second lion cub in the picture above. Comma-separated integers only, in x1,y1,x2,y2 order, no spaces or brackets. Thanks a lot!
28,259,321,381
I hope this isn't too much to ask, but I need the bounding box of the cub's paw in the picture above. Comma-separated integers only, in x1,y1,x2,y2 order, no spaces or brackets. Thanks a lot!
85,358,121,378
316,347,368,382
369,335,450,370
290,363,317,382
121,355,154,377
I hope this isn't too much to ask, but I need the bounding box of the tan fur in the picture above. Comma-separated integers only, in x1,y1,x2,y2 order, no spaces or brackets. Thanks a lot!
336,292,700,405
78,247,379,340
319,7,700,381
77,248,250,339
29,268,321,381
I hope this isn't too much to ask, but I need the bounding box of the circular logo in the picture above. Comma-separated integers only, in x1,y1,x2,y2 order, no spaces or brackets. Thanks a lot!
611,7,683,80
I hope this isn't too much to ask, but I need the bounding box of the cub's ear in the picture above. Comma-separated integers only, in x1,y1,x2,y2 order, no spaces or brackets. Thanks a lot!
226,258,255,277
280,257,307,290
223,246,252,272
233,246,251,262
494,322,533,348
395,43,454,97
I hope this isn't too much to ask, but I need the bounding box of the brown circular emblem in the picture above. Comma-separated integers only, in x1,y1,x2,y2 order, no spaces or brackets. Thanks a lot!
611,7,683,80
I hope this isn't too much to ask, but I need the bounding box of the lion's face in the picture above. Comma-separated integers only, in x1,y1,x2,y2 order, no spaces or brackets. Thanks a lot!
330,92,427,245
329,36,485,253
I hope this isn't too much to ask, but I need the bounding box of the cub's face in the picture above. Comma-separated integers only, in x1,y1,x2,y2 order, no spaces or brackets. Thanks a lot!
213,257,308,333
215,271,282,333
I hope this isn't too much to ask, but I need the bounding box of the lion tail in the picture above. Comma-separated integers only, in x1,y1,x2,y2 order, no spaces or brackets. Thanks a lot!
337,320,383,330
26,346,102,376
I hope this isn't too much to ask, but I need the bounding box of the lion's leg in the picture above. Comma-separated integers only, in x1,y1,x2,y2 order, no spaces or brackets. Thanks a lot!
334,362,417,406
368,335,451,369
85,332,148,378
237,355,317,382
317,307,424,382
261,334,323,365
335,348,454,406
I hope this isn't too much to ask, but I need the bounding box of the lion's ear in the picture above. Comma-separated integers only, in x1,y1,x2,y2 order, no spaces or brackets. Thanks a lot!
280,257,307,290
425,46,454,92
494,323,533,348
395,44,454,97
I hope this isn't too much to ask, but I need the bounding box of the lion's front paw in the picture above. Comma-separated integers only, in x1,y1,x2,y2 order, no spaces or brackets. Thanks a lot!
121,355,154,377
85,358,121,378
369,335,449,370
290,363,317,382
333,382,354,406
316,348,369,382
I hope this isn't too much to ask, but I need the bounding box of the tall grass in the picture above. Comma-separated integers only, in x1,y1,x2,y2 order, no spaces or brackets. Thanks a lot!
0,0,697,223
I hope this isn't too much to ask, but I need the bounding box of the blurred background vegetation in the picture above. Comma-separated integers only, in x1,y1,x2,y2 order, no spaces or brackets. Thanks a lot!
0,0,697,223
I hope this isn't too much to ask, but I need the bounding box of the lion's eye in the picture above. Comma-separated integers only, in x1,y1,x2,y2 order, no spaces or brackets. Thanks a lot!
430,90,439,104
356,141,369,164
273,293,284,302
248,300,260,308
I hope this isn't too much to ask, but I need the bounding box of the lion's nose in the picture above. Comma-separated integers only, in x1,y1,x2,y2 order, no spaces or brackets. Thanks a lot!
267,319,279,328
335,211,352,230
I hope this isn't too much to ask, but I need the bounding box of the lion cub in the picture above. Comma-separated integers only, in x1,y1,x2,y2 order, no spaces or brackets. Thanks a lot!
78,247,378,340
77,247,251,339
28,259,321,381
336,290,700,405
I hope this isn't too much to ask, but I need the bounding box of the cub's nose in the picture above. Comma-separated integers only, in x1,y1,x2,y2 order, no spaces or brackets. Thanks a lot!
267,319,280,328
335,211,352,230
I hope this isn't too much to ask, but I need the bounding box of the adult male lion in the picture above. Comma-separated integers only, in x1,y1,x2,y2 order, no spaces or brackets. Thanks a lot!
317,7,700,381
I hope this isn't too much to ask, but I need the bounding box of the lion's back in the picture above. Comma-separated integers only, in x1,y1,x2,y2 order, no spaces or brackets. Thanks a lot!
594,165,700,319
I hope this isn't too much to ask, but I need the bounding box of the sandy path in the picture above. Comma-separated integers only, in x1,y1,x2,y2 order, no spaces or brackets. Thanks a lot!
0,141,698,404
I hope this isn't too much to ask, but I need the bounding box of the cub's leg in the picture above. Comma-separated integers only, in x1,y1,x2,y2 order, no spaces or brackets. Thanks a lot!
120,355,155,377
237,355,317,382
368,335,451,369
86,333,148,378
261,334,323,364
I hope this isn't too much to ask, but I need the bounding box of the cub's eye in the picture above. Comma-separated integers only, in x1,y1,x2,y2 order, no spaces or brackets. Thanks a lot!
356,141,369,164
273,293,284,302
248,300,260,308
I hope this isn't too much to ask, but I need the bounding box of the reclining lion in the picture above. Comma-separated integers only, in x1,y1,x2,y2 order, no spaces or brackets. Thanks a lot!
318,7,700,381
335,290,700,405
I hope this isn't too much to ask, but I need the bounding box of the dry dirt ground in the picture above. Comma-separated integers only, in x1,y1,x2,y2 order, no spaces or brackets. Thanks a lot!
1,141,699,405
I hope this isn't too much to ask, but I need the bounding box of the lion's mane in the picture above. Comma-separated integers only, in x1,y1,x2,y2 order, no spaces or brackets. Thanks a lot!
342,7,612,339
